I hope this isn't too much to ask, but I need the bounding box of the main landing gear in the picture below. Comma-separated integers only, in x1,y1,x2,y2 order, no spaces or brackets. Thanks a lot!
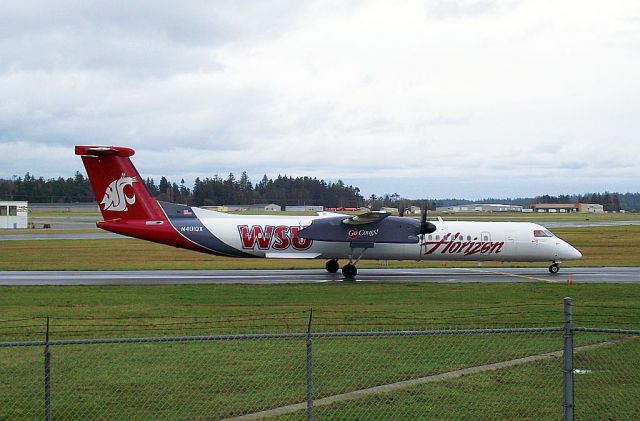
325,245,369,280
342,263,357,279
549,262,560,274
324,259,358,278
325,259,339,273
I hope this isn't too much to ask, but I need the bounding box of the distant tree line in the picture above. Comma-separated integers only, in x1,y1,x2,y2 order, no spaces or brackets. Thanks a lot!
0,172,637,211
0,171,364,208
0,172,94,203
188,173,363,207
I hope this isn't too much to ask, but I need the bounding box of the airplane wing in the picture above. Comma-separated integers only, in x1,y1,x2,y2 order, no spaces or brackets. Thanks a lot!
341,211,390,225
299,213,422,244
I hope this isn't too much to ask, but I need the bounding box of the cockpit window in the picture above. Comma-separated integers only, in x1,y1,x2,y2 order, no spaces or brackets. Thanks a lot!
533,229,555,238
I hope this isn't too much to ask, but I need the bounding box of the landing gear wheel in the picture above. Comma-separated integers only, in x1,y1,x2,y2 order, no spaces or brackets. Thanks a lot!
549,263,560,274
325,259,339,273
342,263,357,279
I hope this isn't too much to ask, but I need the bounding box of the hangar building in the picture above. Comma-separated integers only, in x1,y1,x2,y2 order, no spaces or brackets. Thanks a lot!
0,201,28,229
530,203,604,213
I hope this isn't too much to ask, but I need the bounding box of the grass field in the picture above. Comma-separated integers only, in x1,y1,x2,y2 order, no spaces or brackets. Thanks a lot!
1,283,639,419
2,218,640,419
1,225,639,270
28,210,101,218
1,282,639,339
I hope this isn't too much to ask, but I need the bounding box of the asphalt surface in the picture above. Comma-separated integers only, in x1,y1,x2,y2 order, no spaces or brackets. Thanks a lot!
1,267,638,285
1,232,124,240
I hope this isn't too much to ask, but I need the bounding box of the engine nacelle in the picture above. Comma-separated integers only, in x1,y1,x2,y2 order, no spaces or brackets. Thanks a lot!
298,216,426,244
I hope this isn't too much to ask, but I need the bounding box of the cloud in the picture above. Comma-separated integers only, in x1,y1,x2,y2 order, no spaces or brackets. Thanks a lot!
1,0,639,198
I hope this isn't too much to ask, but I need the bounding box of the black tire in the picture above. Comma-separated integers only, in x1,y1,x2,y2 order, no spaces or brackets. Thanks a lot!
342,264,357,279
325,259,340,273
549,263,560,274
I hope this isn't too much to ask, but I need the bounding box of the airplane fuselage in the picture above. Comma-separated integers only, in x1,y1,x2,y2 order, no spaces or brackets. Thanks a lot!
76,144,582,277
99,202,581,264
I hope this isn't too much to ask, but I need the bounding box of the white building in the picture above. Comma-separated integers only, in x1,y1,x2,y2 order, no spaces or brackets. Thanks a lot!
0,201,28,229
285,205,324,212
436,204,523,212
222,204,282,212
248,203,281,211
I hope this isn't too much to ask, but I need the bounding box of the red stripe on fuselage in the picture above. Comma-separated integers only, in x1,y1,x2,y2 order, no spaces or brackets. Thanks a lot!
97,219,215,255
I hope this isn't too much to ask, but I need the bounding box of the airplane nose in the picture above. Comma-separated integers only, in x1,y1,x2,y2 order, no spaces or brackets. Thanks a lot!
562,242,582,260
570,246,582,260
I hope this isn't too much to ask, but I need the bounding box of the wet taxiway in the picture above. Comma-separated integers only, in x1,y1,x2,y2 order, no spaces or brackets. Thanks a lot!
1,267,638,285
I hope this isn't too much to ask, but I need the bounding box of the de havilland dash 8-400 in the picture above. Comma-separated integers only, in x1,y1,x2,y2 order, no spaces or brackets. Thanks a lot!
76,145,582,279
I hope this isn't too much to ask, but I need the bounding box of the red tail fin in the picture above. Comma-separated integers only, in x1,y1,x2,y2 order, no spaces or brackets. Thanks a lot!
75,146,165,221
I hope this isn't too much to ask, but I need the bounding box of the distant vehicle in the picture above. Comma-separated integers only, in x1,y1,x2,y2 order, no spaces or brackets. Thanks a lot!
325,207,359,212
76,145,582,278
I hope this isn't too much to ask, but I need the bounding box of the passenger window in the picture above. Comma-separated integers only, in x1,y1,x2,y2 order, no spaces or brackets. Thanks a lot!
483,235,489,241
436,235,440,240
467,235,471,241
428,235,432,240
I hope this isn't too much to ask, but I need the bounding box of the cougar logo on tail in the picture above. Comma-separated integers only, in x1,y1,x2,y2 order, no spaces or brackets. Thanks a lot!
101,173,137,212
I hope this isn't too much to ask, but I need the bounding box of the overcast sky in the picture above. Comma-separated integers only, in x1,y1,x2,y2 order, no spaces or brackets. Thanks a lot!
1,0,639,199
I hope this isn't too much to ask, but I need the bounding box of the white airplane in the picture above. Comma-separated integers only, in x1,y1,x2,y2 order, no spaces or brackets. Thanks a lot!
76,145,582,278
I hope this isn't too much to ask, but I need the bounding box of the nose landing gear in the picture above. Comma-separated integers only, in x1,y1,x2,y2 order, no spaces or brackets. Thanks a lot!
549,262,560,274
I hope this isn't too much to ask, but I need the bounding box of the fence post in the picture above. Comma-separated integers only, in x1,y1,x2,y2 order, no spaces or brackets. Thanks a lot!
44,317,52,421
306,309,314,421
563,297,574,421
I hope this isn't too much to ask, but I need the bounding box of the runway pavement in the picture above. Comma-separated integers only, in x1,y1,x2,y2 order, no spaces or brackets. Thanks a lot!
1,232,125,240
1,267,638,285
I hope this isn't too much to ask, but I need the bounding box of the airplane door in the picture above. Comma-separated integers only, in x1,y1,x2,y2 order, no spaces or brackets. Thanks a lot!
481,231,491,243
506,232,517,254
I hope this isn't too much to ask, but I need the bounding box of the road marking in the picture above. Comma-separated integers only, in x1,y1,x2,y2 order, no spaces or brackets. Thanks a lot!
459,267,559,283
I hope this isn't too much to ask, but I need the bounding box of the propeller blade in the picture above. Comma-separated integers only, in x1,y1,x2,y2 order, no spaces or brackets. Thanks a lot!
420,203,436,234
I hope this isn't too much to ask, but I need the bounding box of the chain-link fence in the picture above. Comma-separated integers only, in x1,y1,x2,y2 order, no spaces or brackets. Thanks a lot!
1,298,639,420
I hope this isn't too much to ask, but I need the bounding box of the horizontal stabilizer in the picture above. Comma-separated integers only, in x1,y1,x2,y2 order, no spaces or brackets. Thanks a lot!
75,145,135,157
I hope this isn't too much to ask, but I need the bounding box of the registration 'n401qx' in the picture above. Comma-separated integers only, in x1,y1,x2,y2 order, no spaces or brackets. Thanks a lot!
76,145,582,279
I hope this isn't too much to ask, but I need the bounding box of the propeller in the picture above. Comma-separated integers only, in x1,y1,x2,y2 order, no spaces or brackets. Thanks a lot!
420,203,437,234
